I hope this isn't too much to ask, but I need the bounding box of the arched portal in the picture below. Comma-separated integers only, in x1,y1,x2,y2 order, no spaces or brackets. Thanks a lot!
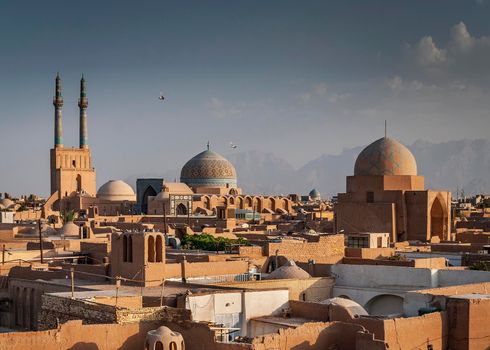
430,198,446,240
365,294,404,315
176,203,188,216
142,186,157,214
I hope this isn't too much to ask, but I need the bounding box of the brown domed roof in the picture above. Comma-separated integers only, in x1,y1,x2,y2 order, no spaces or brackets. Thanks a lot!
354,137,417,176
267,261,311,280
97,180,136,201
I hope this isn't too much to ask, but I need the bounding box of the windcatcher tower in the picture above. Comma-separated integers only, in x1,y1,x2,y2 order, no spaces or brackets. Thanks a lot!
48,74,96,211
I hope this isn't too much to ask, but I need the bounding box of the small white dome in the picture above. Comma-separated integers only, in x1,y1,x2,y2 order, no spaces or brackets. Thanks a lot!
0,198,14,209
97,180,136,201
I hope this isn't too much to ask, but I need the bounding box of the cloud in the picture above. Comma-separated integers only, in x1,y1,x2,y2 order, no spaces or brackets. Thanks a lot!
387,75,403,89
210,97,241,119
405,22,490,86
387,76,425,90
299,92,311,103
414,36,447,66
299,82,349,104
314,82,328,96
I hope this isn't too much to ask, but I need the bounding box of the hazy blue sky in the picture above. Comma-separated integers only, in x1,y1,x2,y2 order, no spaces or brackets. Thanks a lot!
1,0,490,196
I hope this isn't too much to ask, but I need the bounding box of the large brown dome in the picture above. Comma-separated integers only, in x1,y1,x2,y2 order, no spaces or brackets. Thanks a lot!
354,137,417,176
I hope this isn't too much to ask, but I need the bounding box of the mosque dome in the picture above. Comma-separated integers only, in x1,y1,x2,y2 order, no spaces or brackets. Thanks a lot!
354,137,417,176
309,189,321,200
0,198,14,209
60,221,80,237
267,261,311,280
180,149,237,188
97,180,136,201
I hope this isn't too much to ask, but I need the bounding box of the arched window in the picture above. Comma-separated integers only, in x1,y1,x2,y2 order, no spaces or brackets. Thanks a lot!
144,341,150,350
176,203,187,216
155,341,164,350
169,341,177,350
181,340,185,350
156,235,163,262
122,236,128,262
148,236,155,262
127,235,133,263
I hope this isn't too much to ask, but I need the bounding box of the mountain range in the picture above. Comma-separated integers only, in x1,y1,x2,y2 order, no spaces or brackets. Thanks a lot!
125,139,490,198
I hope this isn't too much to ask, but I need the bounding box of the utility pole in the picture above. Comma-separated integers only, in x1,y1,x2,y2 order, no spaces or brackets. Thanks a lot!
38,219,44,264
162,202,167,236
70,268,75,298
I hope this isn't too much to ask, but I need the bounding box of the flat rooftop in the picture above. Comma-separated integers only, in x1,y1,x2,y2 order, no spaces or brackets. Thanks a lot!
251,316,311,328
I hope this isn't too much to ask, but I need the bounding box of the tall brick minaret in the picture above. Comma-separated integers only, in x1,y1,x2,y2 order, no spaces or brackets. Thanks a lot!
53,73,63,148
78,74,88,149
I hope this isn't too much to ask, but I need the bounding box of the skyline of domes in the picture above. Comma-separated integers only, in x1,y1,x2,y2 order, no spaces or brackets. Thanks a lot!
97,180,136,201
180,148,237,188
354,137,417,176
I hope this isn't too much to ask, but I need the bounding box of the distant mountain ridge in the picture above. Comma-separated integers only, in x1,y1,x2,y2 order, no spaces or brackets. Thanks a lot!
125,139,490,198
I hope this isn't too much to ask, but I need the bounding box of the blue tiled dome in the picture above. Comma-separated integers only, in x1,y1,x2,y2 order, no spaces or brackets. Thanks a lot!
180,150,237,188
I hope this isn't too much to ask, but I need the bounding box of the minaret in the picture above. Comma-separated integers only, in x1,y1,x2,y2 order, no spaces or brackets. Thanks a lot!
78,74,88,149
53,73,63,148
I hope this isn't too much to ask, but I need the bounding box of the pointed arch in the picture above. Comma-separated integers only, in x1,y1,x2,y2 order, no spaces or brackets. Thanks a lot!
148,235,155,262
142,186,157,214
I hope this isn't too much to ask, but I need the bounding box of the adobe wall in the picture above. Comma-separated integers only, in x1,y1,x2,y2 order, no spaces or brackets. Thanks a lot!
250,321,365,350
381,312,447,350
345,247,394,259
216,277,334,302
266,234,344,264
335,202,396,240
38,293,191,330
341,257,447,269
447,297,490,350
239,245,264,257
456,231,490,243
165,260,249,279
288,300,330,321
0,318,249,350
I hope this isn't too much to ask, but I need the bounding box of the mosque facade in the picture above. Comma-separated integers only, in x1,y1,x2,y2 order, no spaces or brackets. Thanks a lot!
44,75,294,220
335,137,452,242
46,74,96,214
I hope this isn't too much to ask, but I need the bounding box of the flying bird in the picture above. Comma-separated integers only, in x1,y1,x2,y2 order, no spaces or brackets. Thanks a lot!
158,92,165,101
230,142,237,149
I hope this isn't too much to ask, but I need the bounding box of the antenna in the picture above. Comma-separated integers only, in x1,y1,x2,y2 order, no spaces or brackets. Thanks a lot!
207,141,210,150
384,120,387,138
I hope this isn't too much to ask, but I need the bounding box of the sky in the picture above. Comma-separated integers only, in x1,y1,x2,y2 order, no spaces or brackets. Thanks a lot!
1,0,490,196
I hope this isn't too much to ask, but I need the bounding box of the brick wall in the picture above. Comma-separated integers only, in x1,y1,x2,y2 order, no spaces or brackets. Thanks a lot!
165,260,249,279
265,234,344,264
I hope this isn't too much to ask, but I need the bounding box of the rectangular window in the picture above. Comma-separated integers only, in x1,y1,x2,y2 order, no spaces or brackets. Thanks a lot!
347,237,369,248
366,191,374,203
